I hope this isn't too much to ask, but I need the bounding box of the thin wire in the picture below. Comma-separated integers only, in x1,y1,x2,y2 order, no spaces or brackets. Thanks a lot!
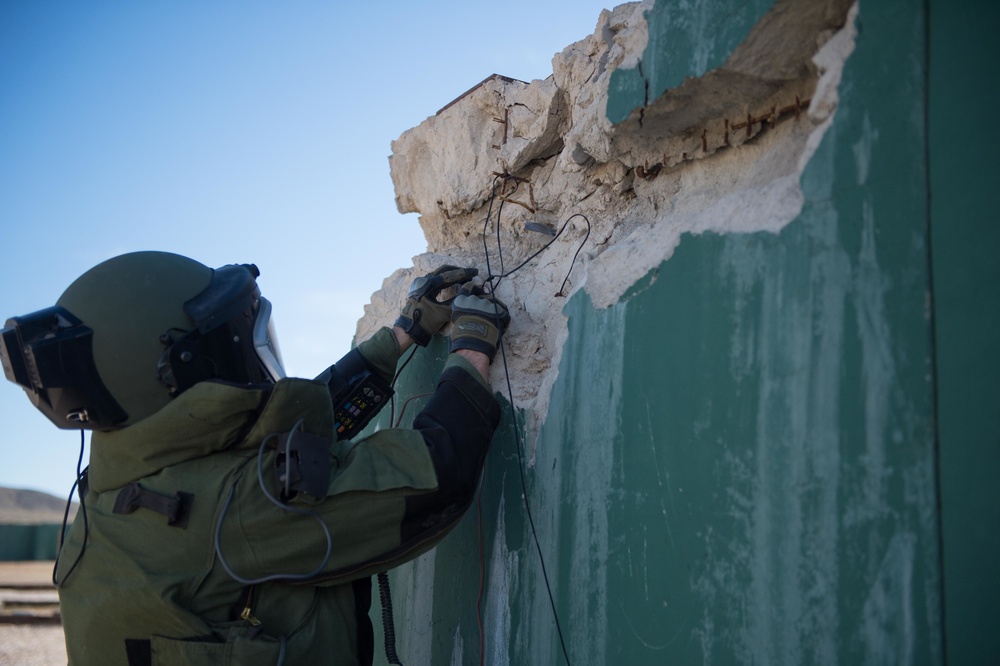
52,430,89,587
393,345,420,386
480,180,575,666
277,634,287,666
381,340,427,666
492,180,519,287
481,174,515,287
479,171,590,297
486,213,591,296
393,392,434,428
389,345,419,430
555,215,590,297
214,423,334,585
496,330,573,666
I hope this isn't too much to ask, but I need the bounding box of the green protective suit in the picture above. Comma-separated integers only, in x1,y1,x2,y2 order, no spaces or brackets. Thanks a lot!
55,327,501,665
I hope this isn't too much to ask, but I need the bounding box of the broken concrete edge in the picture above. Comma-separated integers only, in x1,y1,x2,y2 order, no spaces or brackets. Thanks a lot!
358,0,859,452
437,74,529,116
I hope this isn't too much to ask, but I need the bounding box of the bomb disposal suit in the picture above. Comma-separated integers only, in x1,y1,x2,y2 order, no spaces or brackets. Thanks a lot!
0,252,512,666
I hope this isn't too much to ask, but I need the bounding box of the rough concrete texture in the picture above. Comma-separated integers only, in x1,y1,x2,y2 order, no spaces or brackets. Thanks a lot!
360,0,857,437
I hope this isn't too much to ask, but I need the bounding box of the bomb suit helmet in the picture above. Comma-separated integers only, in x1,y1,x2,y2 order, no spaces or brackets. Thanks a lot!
0,251,285,431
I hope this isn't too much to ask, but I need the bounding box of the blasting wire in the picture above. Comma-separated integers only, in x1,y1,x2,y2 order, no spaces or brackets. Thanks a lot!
52,429,90,587
480,173,590,296
556,214,591,296
381,345,425,666
481,174,518,289
486,213,592,297
480,178,574,665
214,421,333,585
480,177,499,281
389,345,419,428
394,392,434,428
495,307,573,666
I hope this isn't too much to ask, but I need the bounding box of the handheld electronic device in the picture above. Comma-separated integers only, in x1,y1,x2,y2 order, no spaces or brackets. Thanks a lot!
317,348,394,441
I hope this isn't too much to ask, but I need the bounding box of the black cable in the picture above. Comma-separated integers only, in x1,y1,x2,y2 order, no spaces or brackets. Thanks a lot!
492,179,518,288
393,344,419,386
378,571,404,665
379,341,425,665
496,324,573,666
382,187,584,663
555,214,590,297
486,213,591,296
214,423,334,585
389,344,419,428
481,174,504,285
481,180,575,666
52,429,89,587
479,172,590,296
277,634,287,666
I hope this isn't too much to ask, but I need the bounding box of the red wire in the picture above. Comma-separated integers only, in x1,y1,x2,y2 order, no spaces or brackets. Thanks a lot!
393,392,434,428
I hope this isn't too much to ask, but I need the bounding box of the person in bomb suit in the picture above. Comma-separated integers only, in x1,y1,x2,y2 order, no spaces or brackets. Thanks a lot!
0,251,510,666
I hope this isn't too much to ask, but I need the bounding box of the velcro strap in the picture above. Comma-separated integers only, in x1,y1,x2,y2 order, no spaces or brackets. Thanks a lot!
273,431,332,498
113,483,194,529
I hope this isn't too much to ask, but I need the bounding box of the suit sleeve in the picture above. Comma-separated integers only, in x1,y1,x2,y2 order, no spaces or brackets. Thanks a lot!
400,360,502,543
255,344,502,585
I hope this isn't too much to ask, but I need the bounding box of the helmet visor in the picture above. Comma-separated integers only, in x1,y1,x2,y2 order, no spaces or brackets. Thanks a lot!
253,297,285,381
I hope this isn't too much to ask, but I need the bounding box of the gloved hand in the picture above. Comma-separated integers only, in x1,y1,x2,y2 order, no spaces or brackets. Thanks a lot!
449,284,511,362
395,265,478,346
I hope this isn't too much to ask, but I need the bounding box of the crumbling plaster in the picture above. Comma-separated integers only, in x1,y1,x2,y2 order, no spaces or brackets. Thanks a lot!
358,0,858,438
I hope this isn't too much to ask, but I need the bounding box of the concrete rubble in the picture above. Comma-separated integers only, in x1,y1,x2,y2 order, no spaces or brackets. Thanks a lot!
358,0,858,440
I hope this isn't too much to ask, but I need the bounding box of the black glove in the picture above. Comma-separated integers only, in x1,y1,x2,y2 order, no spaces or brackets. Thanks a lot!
395,265,478,346
449,284,511,362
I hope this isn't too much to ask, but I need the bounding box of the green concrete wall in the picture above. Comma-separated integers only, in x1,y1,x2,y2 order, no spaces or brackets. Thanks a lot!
0,524,63,561
929,1,1000,664
370,0,998,663
607,0,773,123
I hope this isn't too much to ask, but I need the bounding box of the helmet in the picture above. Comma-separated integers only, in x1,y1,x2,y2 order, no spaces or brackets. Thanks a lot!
0,251,285,431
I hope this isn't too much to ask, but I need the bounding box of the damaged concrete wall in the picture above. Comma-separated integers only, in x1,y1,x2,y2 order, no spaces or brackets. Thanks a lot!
363,0,858,434
359,0,949,663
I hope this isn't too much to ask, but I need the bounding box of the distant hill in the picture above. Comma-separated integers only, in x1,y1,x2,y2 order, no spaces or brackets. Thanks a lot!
0,486,78,525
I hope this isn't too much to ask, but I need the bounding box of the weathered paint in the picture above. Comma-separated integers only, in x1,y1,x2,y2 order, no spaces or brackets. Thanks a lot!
607,0,774,124
369,0,967,663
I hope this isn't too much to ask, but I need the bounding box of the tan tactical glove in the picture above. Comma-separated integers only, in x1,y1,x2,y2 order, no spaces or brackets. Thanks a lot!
449,284,511,362
395,265,478,346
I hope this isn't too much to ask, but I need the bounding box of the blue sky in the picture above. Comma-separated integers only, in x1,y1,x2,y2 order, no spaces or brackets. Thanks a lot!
0,1,614,497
